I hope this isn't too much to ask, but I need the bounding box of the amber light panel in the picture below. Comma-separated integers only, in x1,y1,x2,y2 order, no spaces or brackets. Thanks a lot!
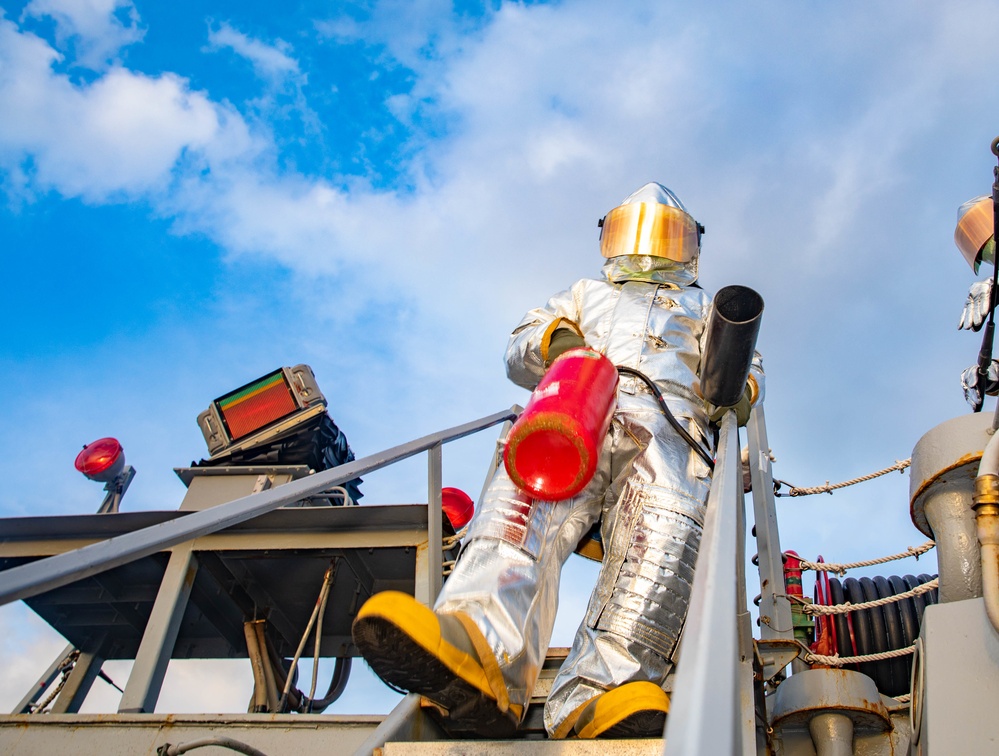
217,371,298,441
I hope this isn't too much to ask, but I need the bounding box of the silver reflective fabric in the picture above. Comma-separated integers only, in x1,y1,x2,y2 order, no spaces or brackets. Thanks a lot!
435,258,764,736
620,182,689,213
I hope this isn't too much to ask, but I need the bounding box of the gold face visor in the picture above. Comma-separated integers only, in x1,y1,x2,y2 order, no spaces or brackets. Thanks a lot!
955,196,994,273
599,202,700,262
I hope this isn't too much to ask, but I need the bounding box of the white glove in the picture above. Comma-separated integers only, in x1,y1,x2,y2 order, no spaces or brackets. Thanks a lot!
961,360,999,408
959,279,994,331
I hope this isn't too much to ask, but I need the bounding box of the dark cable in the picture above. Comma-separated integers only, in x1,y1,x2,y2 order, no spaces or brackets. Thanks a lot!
615,366,715,470
305,657,352,713
157,737,268,756
974,136,999,412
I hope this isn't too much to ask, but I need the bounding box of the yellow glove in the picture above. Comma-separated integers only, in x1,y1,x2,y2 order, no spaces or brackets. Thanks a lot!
707,384,752,427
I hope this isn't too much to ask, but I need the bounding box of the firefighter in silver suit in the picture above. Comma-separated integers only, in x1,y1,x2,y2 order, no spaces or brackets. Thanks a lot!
353,182,765,739
955,195,999,406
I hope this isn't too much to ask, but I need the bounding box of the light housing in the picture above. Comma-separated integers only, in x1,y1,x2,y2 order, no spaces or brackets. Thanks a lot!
442,487,474,530
198,365,326,457
75,437,125,483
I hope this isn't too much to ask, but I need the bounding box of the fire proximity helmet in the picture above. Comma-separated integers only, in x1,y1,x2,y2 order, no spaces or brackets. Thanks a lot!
955,195,995,273
598,182,703,262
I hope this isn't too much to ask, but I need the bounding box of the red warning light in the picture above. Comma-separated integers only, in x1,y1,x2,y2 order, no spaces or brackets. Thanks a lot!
75,438,125,483
442,487,474,530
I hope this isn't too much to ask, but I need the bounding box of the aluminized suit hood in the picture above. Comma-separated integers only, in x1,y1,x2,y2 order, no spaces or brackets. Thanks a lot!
601,253,699,286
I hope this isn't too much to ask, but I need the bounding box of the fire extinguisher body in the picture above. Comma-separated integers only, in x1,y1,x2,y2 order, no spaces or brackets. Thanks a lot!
503,348,618,501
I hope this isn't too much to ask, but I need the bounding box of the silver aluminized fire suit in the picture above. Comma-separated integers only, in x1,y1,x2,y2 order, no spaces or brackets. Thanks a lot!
434,254,765,737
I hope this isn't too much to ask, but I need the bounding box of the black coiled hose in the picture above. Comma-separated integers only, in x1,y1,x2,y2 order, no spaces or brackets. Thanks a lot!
825,573,938,697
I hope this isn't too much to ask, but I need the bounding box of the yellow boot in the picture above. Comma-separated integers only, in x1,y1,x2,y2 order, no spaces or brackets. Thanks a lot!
573,681,670,739
351,591,519,736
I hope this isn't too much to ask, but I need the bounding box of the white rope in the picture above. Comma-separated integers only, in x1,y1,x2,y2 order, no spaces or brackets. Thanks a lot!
801,578,939,616
799,540,935,577
32,670,71,713
441,525,469,577
806,644,916,666
441,526,468,552
29,650,79,713
785,458,911,497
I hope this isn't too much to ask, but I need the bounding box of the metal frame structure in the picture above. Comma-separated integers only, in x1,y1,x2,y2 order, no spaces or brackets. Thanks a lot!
1,408,516,720
0,402,801,755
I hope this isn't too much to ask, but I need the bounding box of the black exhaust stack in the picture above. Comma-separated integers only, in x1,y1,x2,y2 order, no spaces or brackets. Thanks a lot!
701,285,764,407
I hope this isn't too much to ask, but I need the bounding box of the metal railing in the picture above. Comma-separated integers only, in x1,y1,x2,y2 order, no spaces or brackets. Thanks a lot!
0,407,519,607
663,404,787,755
662,411,745,754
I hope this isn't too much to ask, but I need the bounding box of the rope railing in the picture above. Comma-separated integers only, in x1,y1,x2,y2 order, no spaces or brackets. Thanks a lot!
794,535,936,700
776,458,911,498
799,540,935,577
441,525,469,577
29,651,78,713
794,578,939,616
805,644,916,667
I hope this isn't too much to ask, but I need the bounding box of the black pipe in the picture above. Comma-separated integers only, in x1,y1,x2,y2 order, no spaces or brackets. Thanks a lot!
700,285,765,407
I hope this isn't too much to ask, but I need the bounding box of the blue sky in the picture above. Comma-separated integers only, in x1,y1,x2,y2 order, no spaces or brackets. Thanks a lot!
1,0,998,715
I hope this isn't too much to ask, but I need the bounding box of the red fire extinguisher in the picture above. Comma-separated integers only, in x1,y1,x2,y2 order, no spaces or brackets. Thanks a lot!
503,347,618,501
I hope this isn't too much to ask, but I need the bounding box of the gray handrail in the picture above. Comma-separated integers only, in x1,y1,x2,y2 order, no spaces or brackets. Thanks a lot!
662,410,744,755
0,407,519,607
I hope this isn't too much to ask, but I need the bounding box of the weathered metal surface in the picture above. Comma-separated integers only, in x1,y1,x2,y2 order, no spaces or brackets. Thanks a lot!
49,646,105,714
756,639,804,680
912,597,999,754
771,668,890,732
770,668,900,756
909,413,992,603
177,468,304,511
0,713,382,756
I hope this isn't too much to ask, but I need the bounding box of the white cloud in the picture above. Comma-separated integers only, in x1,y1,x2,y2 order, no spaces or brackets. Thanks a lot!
204,22,322,138
0,17,255,202
206,22,299,84
22,0,143,69
3,1,996,380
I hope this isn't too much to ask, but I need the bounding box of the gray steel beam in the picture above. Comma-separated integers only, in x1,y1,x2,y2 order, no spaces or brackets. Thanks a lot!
118,546,198,713
746,404,793,644
13,644,76,714
416,443,444,607
663,411,742,756
0,409,517,607
50,645,105,714
734,453,758,756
